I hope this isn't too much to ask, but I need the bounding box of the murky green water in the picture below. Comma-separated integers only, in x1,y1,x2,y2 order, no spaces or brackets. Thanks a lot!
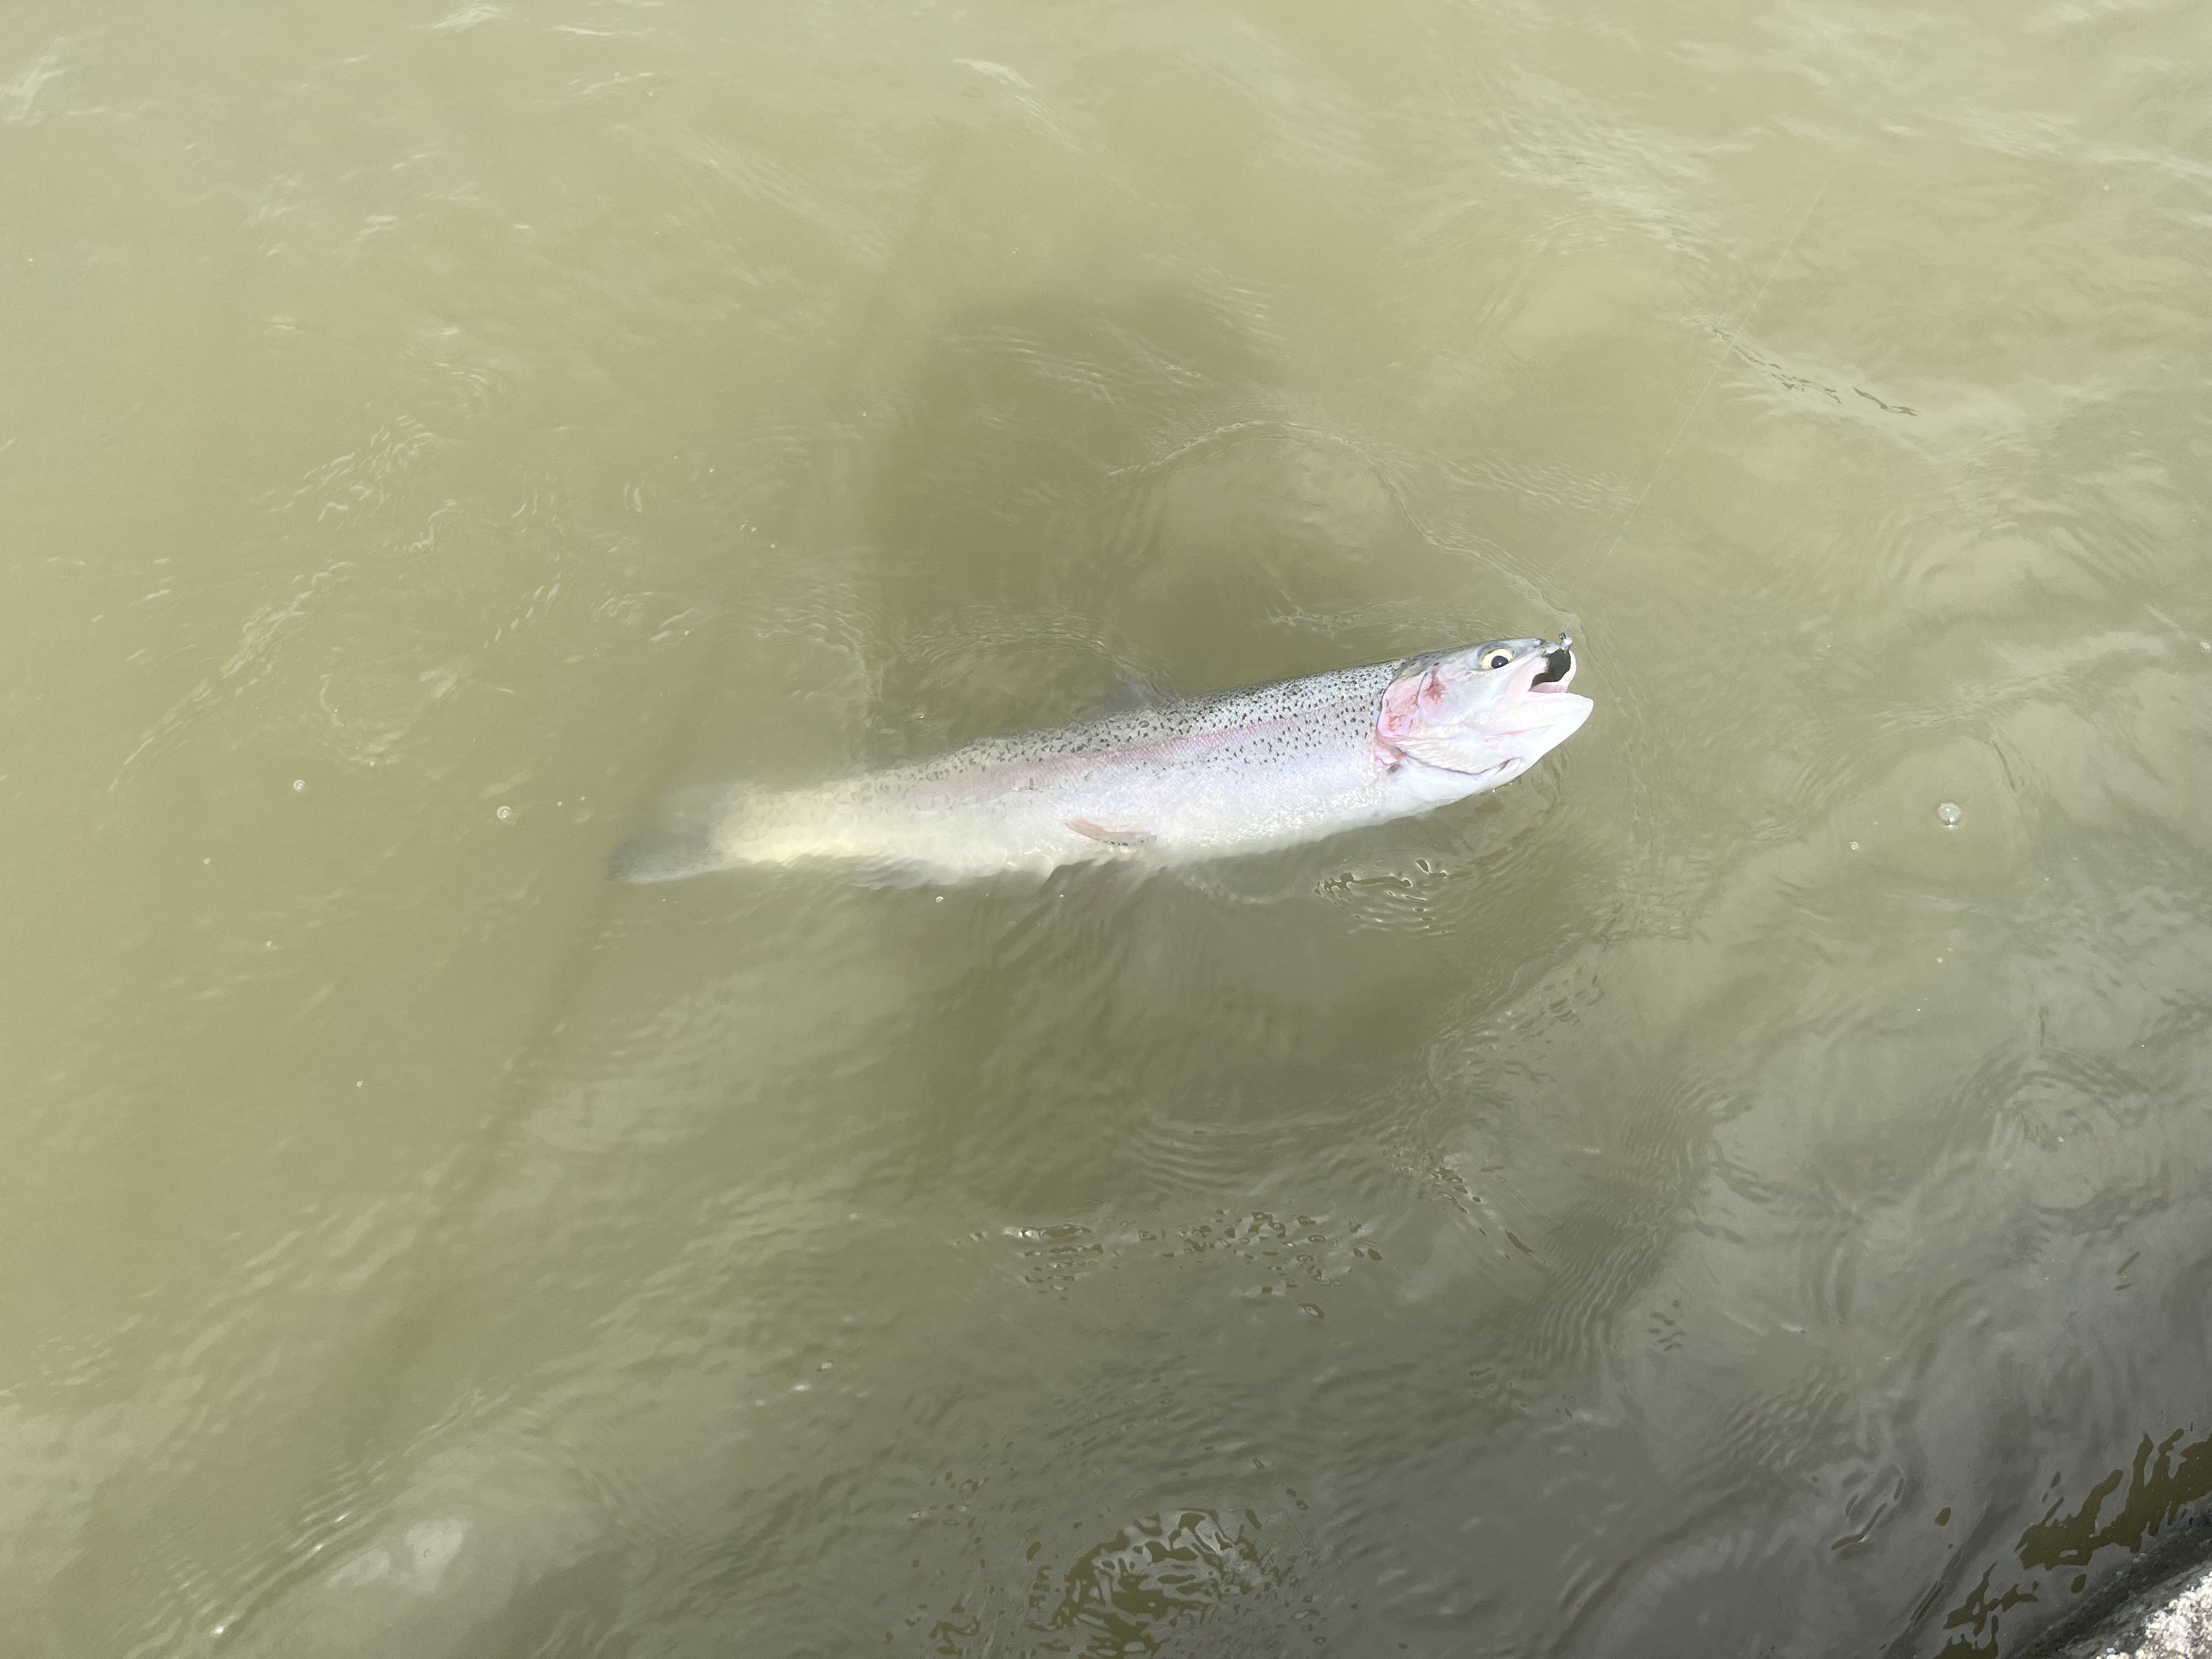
5,1,2211,1654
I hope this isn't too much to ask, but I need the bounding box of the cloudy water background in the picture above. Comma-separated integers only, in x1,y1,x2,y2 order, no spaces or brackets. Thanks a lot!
2,0,2210,1654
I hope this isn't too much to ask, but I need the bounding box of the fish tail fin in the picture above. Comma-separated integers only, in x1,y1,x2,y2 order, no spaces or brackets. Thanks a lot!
607,785,755,885
607,828,728,884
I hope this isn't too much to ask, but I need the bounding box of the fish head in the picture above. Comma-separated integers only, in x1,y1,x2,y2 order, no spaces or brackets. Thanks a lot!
1376,636,1593,780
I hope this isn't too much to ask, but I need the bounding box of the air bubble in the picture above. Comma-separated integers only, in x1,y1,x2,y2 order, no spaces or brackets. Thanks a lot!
1936,802,1962,828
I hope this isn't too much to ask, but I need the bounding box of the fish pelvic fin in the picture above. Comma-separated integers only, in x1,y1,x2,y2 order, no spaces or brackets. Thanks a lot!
1068,816,1155,848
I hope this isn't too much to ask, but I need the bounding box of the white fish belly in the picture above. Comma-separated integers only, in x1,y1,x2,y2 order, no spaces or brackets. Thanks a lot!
727,744,1497,882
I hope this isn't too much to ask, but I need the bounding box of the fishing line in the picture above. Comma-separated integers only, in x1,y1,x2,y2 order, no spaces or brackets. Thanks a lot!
1588,170,1834,579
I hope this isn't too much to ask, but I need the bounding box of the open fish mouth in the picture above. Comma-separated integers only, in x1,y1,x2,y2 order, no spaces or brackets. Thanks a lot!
1526,636,1577,693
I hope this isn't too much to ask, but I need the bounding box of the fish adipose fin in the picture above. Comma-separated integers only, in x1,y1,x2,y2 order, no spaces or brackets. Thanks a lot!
1068,817,1155,848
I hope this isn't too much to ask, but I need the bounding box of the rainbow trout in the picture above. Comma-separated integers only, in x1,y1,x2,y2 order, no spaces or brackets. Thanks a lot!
610,635,1590,885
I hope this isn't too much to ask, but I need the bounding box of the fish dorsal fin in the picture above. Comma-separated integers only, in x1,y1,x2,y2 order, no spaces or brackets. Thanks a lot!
1082,672,1172,717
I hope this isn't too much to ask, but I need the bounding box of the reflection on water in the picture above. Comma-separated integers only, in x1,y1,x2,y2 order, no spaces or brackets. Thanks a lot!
1028,1509,1277,1658
2022,1431,2212,1576
1928,1433,2212,1659
4,0,2211,1655
1936,1426,2212,1658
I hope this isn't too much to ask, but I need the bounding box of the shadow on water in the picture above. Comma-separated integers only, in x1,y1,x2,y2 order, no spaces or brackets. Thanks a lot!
200,271,1633,1659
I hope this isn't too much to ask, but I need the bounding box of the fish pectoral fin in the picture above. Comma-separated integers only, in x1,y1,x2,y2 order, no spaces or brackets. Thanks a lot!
1068,816,1155,848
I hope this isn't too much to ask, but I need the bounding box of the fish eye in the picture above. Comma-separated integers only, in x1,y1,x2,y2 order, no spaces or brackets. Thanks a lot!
1481,647,1514,671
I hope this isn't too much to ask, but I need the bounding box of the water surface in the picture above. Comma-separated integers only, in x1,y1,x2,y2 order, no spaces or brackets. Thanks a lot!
4,1,2211,1655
